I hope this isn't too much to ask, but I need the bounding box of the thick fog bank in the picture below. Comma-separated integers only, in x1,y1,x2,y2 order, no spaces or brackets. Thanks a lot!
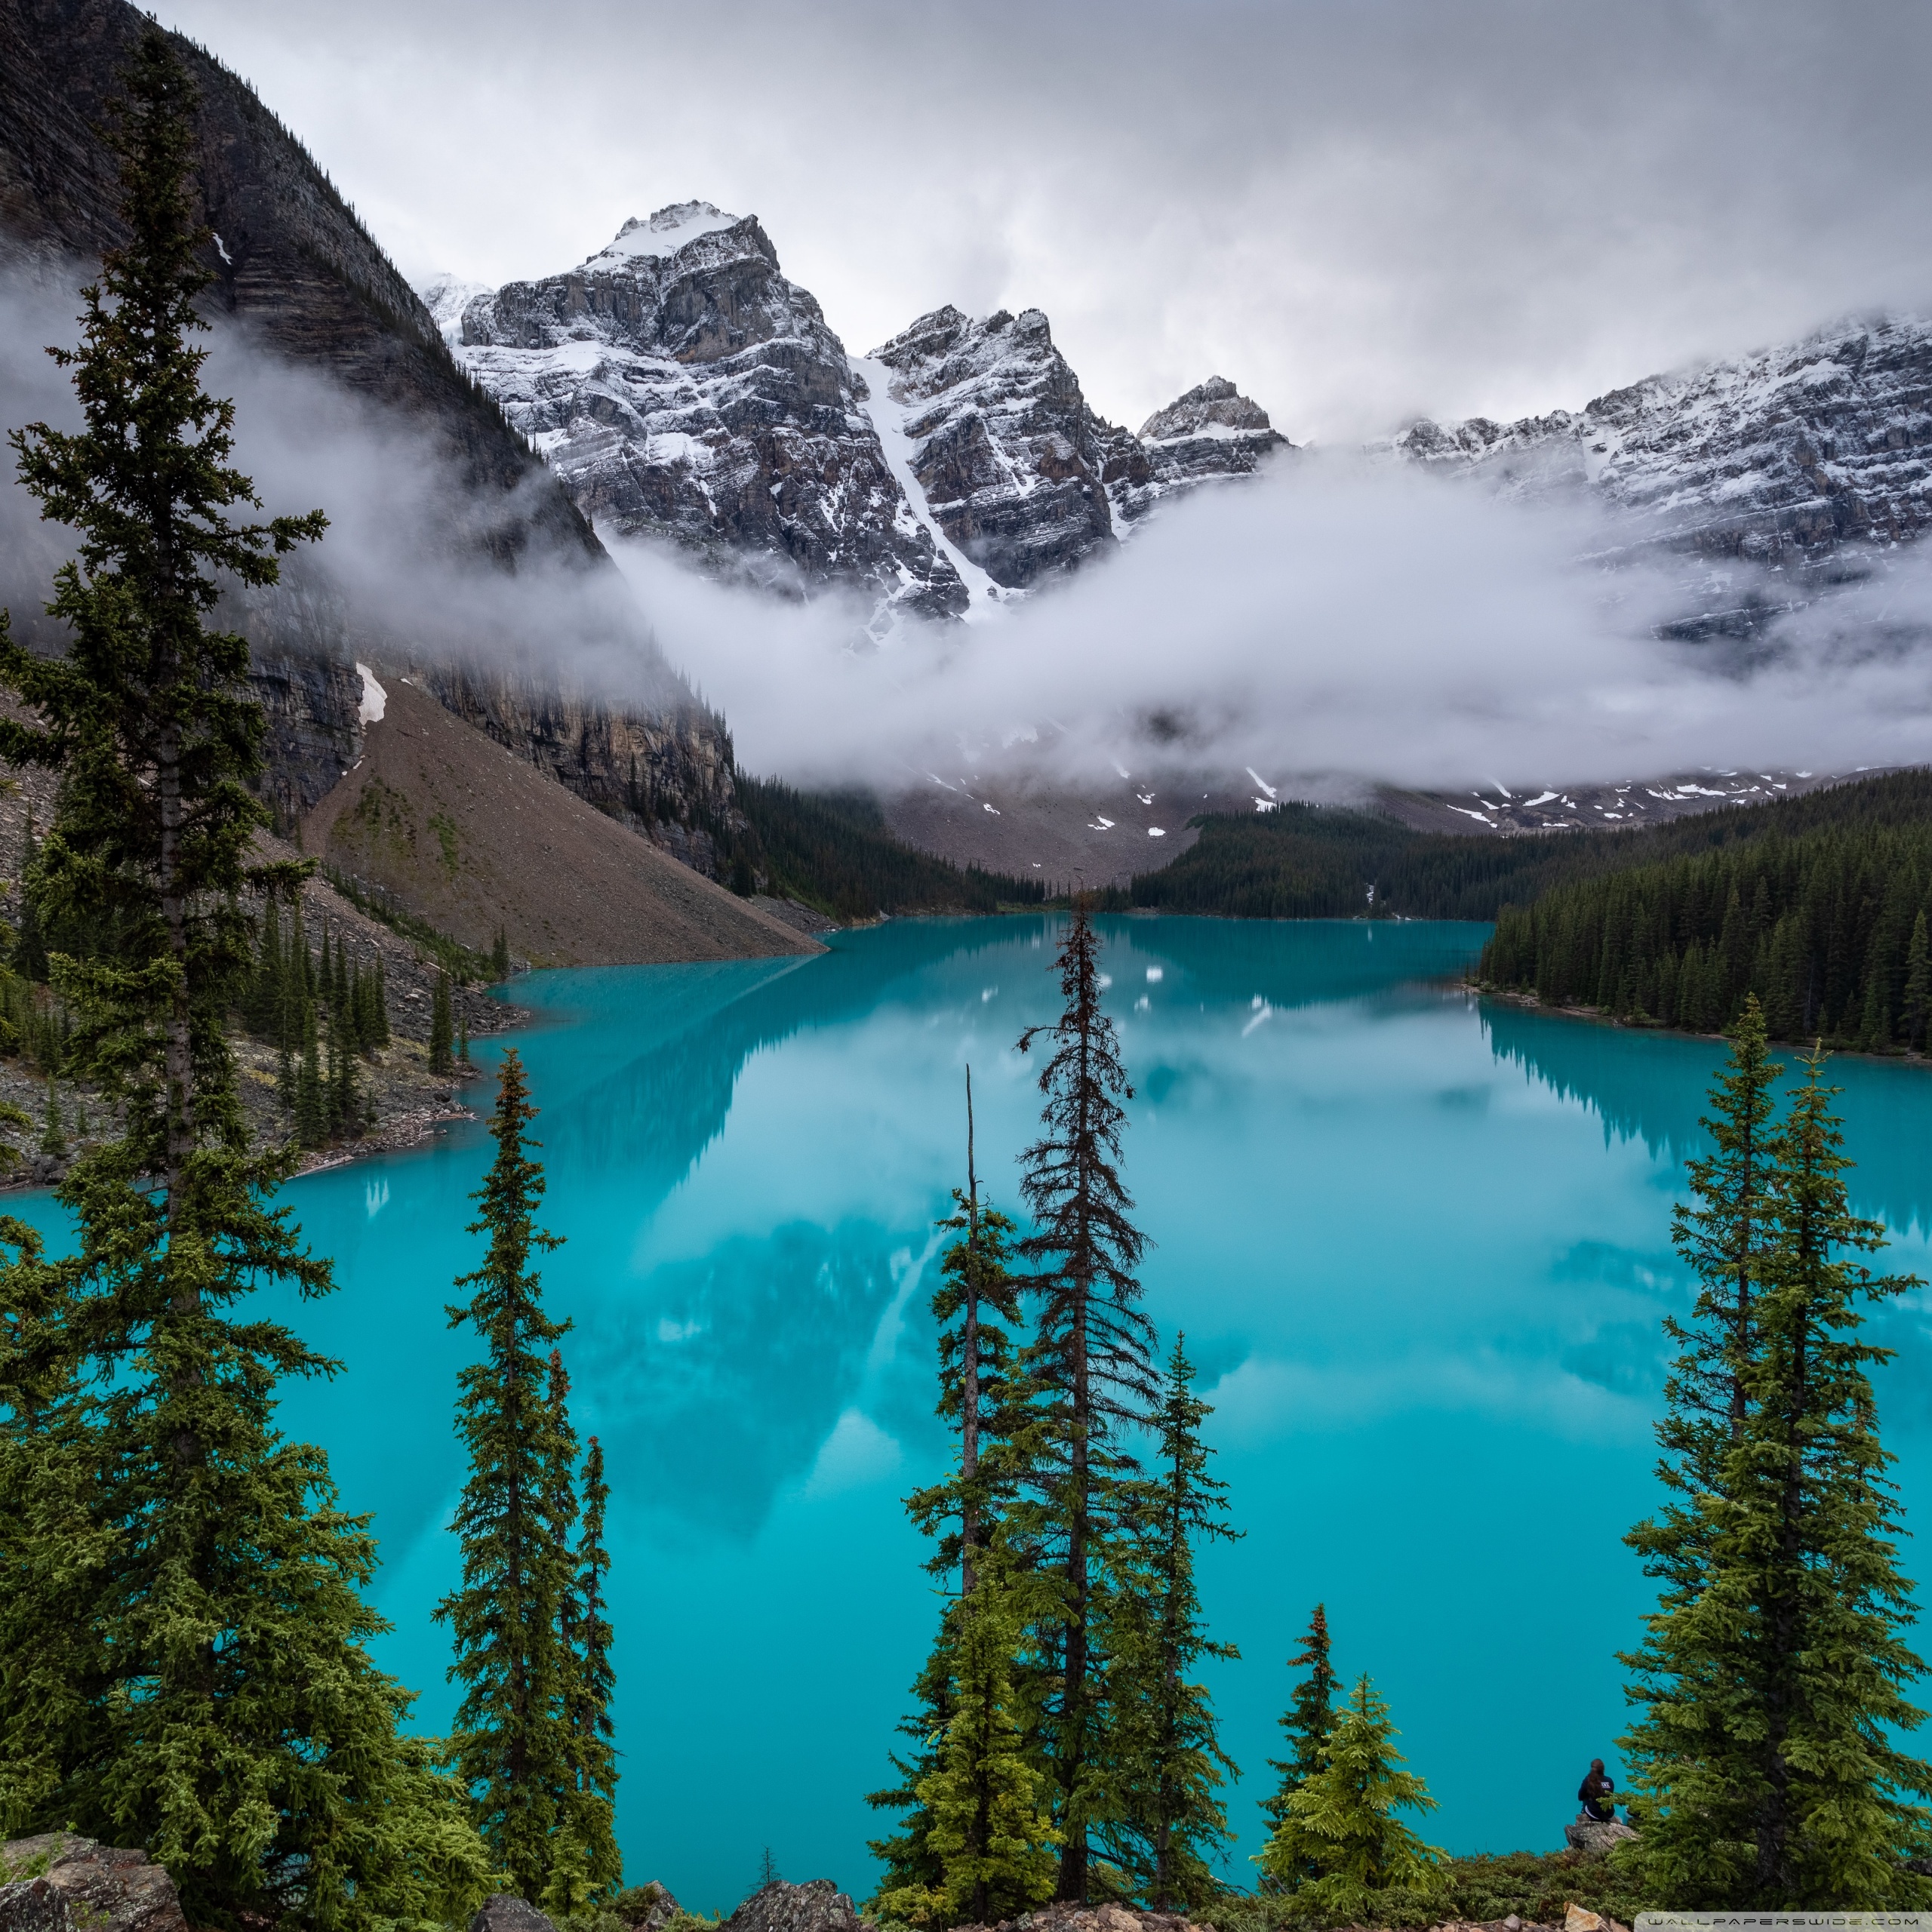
614,457,1932,794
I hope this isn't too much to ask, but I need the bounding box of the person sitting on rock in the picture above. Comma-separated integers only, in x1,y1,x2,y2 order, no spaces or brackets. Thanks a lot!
1577,1758,1617,1823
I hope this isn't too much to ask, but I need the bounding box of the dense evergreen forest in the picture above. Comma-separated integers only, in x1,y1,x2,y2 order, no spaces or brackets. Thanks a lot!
1116,783,1932,925
731,776,1047,918
1115,803,1589,919
1478,771,1932,1045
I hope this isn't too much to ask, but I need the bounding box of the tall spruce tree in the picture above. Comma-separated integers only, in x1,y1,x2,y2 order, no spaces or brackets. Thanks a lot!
567,1433,621,1889
0,30,491,1927
1111,1338,1239,1910
430,969,454,1074
870,1072,1032,1924
1256,1675,1442,1919
1013,895,1157,1901
438,1050,605,1901
1263,1604,1337,1836
1620,1052,1932,1906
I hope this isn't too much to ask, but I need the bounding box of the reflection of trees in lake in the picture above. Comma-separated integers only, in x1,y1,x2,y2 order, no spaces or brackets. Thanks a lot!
1482,1000,1932,1428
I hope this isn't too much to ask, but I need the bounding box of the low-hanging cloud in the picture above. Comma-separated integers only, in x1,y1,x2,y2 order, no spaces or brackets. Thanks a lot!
6,265,1930,801
611,459,1932,795
0,269,692,718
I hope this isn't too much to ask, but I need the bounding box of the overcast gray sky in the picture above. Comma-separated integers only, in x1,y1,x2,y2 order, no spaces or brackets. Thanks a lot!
155,0,1932,441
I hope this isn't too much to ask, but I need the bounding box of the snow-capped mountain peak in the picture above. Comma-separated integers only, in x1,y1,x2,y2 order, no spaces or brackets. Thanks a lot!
586,201,744,269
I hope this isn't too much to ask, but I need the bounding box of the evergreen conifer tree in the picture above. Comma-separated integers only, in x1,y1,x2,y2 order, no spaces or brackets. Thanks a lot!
1263,1605,1337,1835
430,969,454,1074
0,31,491,1924
918,1578,1062,1927
1111,1338,1239,1909
1620,1054,1932,1906
1905,911,1930,1054
1013,895,1157,1901
36,1078,64,1161
566,1433,622,1889
1256,1676,1442,1919
494,928,512,982
372,951,392,1048
870,1072,1031,1923
437,1049,587,1900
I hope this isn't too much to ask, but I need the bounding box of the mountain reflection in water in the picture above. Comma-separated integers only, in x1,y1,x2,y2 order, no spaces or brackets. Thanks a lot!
8,916,1930,1906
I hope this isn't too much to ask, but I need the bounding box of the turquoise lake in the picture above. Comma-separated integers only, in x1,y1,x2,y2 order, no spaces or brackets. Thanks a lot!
18,915,1932,1907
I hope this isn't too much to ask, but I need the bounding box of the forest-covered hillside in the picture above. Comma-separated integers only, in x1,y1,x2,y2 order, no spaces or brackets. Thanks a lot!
731,777,1048,918
1477,771,1932,1045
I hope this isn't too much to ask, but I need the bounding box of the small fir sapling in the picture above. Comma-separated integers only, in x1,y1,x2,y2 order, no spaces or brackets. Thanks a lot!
1256,1675,1444,1916
1263,1604,1338,1837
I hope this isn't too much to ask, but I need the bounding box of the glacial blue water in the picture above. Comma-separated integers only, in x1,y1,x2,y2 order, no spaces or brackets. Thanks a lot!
15,915,1932,1908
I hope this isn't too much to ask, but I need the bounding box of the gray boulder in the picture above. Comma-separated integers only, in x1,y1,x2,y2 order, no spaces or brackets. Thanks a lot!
0,1878,72,1932
469,1898,558,1932
0,1837,187,1932
723,1881,863,1932
1563,1818,1640,1855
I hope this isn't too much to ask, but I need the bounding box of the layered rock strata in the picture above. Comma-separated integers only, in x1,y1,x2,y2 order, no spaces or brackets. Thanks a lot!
865,305,1121,588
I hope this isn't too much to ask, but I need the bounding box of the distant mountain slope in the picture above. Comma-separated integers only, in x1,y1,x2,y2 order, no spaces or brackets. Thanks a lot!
305,674,817,965
1395,314,1932,580
435,208,1290,620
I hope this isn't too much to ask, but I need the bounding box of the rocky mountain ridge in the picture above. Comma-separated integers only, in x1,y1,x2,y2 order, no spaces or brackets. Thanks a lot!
433,205,1290,623
1394,313,1932,586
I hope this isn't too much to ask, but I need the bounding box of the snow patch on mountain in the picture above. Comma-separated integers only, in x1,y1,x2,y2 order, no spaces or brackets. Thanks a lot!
1393,313,1932,576
586,200,741,266
851,354,1010,621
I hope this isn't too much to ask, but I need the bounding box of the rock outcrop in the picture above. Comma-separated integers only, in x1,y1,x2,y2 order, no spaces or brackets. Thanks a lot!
1115,376,1290,526
948,1905,1210,1932
1395,314,1932,579
613,1881,684,1932
451,205,967,622
864,305,1121,589
469,1897,558,1932
1561,1818,1640,1857
0,1836,187,1932
722,1881,865,1932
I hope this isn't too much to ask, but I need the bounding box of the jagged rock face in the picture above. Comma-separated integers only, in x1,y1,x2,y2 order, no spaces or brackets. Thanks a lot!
866,305,1119,588
1112,374,1288,526
418,660,738,876
451,205,967,621
0,0,595,572
1395,315,1932,574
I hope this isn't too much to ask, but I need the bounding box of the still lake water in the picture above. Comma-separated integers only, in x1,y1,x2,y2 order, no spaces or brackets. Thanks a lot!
18,915,1932,1906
